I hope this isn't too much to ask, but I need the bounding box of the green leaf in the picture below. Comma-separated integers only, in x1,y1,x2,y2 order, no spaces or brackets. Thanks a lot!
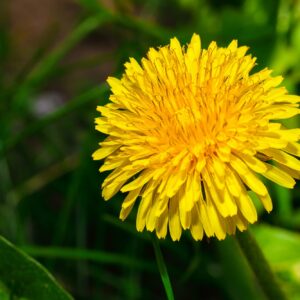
217,236,266,300
253,225,300,300
0,235,73,300
0,281,10,300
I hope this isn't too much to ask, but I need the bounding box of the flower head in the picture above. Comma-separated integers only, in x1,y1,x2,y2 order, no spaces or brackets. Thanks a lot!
93,34,300,241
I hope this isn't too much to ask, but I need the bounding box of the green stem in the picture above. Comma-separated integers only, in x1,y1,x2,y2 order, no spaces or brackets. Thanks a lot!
151,236,175,300
236,230,287,300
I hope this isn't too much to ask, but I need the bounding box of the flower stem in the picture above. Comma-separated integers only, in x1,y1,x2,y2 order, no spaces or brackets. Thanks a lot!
236,230,287,300
151,236,175,300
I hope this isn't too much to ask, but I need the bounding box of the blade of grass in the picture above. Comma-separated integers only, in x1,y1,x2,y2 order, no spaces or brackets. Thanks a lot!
8,153,79,202
102,214,187,260
74,0,172,41
179,243,201,284
151,235,175,300
102,214,150,241
1,84,108,157
11,12,111,112
75,186,88,295
52,133,98,246
7,27,59,97
21,246,156,273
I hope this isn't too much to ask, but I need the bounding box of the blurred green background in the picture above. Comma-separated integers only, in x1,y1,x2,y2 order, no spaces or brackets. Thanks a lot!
0,0,300,299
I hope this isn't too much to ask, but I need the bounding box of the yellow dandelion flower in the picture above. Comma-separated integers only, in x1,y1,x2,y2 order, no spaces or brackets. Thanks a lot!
93,34,300,241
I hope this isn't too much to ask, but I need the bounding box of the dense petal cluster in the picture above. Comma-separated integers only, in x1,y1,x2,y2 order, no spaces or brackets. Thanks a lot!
93,34,300,241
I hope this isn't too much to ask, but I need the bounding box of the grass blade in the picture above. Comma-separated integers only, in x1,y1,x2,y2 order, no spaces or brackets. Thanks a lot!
22,245,156,273
1,84,108,156
151,235,175,300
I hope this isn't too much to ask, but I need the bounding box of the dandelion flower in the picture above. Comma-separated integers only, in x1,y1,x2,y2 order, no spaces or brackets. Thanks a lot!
93,34,300,241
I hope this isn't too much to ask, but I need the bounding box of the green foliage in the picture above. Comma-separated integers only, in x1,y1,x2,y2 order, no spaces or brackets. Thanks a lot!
151,236,174,300
0,0,300,299
0,235,72,300
254,225,300,300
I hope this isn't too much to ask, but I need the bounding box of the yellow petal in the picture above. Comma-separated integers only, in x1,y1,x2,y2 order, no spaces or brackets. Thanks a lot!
236,152,268,173
168,195,182,241
178,187,191,229
276,129,300,142
146,197,159,232
209,163,237,216
185,34,201,83
255,136,288,149
262,162,295,188
271,93,300,104
230,212,248,232
182,172,201,212
107,77,124,95
258,192,273,212
206,197,226,240
225,167,242,198
100,156,126,172
121,186,142,210
230,155,268,196
102,166,142,200
136,181,156,231
125,57,143,75
170,37,183,61
202,168,230,217
232,175,257,223
227,39,238,51
216,144,231,162
156,209,169,239
155,196,169,217
92,145,119,161
224,217,236,235
120,187,141,220
164,168,187,198
283,142,300,157
121,169,154,192
276,163,300,180
212,156,226,178
190,203,204,241
102,165,143,188
199,200,214,237
262,149,300,171
262,76,283,90
223,185,238,216
187,33,201,59
270,106,300,119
